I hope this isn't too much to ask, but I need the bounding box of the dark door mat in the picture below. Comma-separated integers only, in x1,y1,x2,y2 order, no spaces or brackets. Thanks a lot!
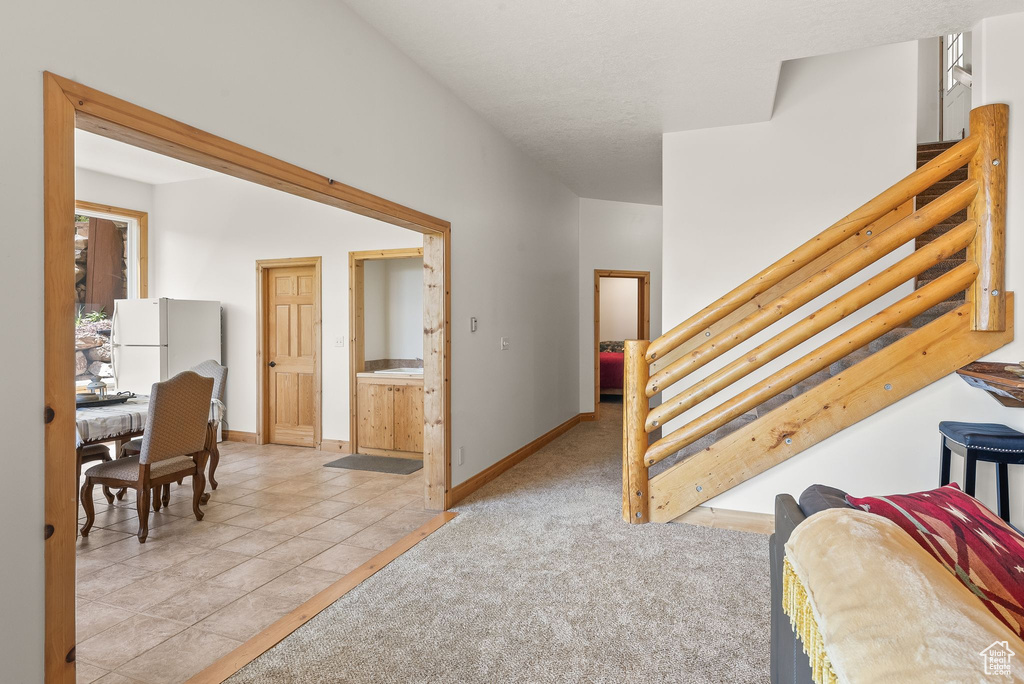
324,453,423,475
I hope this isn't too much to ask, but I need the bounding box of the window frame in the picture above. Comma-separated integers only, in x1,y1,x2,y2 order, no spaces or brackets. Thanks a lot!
945,32,965,93
74,201,149,300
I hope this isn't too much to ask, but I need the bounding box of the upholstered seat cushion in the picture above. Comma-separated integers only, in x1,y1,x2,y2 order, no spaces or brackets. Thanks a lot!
939,421,1024,453
78,444,110,460
84,454,196,482
121,438,143,455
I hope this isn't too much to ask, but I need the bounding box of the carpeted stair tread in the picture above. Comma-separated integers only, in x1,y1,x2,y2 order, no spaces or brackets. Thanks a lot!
753,390,798,418
916,225,968,248
829,347,873,376
917,256,968,283
916,180,967,201
868,327,917,353
909,300,962,327
792,368,833,398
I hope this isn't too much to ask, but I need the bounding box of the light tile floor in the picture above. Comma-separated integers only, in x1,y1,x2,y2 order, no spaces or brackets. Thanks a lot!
75,441,433,684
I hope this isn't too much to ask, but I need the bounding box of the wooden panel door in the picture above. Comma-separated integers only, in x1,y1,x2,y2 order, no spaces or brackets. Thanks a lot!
266,265,318,446
393,384,424,454
357,381,393,450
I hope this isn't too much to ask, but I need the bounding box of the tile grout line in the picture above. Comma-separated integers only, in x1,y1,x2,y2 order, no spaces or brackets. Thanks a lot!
186,511,457,684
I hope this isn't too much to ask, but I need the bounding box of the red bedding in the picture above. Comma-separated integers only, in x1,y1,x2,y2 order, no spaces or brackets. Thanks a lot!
600,351,625,391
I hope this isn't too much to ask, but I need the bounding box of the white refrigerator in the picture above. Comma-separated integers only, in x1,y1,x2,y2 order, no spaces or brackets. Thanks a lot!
112,298,222,394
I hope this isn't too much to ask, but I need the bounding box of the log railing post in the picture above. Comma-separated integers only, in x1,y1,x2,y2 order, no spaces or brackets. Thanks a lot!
623,340,651,523
967,103,1008,331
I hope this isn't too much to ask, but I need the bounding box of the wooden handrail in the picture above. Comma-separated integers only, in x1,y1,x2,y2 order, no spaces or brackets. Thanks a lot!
648,203,913,375
967,104,1009,331
644,220,978,433
644,263,980,466
622,340,650,523
645,180,979,398
644,135,981,364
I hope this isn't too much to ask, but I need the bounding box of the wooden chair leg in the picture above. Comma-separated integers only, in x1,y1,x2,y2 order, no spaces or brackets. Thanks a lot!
191,470,206,522
136,487,151,543
80,478,96,537
997,462,1011,522
162,483,171,506
209,441,220,490
939,437,952,486
152,486,162,512
964,449,978,497
102,485,114,504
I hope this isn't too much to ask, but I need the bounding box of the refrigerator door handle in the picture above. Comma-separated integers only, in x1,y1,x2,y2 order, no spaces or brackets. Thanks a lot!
111,305,119,387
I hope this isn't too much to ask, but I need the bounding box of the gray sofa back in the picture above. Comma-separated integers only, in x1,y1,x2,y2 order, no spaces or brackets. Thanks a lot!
770,486,853,684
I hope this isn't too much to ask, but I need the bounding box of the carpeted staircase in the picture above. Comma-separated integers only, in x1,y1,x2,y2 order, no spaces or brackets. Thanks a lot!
916,141,968,296
651,141,969,476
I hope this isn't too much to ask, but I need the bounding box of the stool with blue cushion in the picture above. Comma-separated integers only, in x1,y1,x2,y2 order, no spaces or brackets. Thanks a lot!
939,421,1024,522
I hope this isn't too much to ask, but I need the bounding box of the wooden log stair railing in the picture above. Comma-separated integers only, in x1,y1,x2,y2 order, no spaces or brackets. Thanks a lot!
623,104,1015,524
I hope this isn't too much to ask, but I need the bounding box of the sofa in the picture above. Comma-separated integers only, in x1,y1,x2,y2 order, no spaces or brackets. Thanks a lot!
770,485,851,684
770,484,1024,683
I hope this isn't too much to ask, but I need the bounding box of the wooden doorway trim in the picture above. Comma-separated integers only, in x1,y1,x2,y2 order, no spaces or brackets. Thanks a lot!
593,270,650,420
348,247,425,456
43,72,451,683
256,257,323,447
74,201,149,298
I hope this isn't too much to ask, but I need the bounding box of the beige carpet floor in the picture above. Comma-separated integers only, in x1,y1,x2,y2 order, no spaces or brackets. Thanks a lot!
227,402,771,683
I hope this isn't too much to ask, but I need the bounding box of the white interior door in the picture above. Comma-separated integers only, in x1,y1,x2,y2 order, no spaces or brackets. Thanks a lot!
942,32,971,140
944,83,970,140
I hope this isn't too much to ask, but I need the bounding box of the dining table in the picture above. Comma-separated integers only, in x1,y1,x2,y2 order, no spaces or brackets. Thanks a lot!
75,394,223,503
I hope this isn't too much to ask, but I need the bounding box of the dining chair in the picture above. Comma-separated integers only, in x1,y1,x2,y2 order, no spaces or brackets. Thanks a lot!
121,359,227,506
76,444,113,506
80,371,215,543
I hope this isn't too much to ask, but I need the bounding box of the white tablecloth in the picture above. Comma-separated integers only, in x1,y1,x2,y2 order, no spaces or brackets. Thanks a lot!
75,396,223,447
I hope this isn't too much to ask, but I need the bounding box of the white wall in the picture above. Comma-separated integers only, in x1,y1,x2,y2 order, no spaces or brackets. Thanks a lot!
966,11,1024,518
578,198,663,413
151,174,421,442
1,1,580,676
662,42,922,515
75,168,155,219
599,277,639,341
918,37,941,142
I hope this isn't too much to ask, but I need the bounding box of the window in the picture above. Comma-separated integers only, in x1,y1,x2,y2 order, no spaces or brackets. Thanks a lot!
73,203,148,384
945,32,964,92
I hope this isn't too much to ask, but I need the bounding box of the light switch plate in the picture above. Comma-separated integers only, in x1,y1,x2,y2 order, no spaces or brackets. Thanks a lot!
500,336,510,351
334,336,345,348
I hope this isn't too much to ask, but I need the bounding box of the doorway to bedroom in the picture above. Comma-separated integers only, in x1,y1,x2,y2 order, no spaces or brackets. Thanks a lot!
593,270,650,420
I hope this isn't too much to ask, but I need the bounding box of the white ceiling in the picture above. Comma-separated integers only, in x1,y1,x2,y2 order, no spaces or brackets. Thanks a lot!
76,130,219,185
342,0,1020,204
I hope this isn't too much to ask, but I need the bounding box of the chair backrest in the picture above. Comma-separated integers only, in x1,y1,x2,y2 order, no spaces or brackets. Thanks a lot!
191,359,227,403
140,371,214,464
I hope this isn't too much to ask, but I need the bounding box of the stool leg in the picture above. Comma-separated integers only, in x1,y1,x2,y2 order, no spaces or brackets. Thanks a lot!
997,463,1011,522
939,437,952,486
964,448,978,497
